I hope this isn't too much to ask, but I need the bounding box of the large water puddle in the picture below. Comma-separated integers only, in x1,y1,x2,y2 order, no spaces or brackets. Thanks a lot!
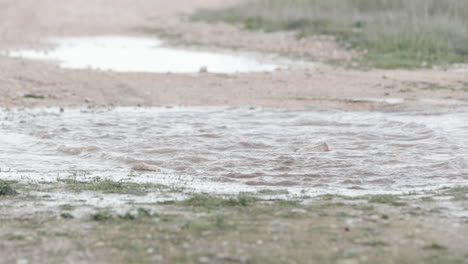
1,106,467,196
1,36,281,73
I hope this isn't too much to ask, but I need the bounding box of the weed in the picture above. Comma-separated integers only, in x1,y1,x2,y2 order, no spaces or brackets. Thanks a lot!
180,193,257,209
91,211,114,221
368,195,406,206
7,234,25,241
23,93,45,99
61,213,74,219
257,189,289,195
61,179,162,195
423,243,447,251
60,204,75,211
0,182,17,196
361,240,388,247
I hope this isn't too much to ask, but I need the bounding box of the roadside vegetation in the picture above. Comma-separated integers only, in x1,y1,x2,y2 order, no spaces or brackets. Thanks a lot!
2,190,468,264
193,0,468,68
0,181,17,196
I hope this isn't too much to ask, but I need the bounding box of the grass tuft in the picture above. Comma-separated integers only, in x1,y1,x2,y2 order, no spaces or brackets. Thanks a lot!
181,193,257,209
61,213,74,219
60,179,165,195
0,182,17,196
91,211,114,222
23,93,45,99
368,195,406,206
423,243,447,251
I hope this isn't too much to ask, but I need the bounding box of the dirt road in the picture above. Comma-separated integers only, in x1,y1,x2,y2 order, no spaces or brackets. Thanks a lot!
0,0,467,110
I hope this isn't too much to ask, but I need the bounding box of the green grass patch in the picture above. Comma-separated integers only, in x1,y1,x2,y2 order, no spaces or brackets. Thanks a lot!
180,193,257,209
368,195,406,206
23,93,45,99
60,179,165,195
59,204,75,211
193,0,468,68
423,243,447,251
257,189,289,195
0,181,17,196
91,211,114,222
60,213,74,219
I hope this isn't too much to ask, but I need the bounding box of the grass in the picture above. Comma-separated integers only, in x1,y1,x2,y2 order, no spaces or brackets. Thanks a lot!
0,181,17,196
91,211,114,222
1,189,467,263
423,243,448,251
368,194,406,206
60,213,74,219
179,193,257,209
193,0,468,68
442,187,468,201
60,179,166,195
23,93,45,99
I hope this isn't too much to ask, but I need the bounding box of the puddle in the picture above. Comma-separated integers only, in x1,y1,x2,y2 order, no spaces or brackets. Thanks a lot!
1,36,281,73
1,106,467,196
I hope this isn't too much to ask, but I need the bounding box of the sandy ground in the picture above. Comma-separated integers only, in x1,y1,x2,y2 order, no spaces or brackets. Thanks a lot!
0,0,467,110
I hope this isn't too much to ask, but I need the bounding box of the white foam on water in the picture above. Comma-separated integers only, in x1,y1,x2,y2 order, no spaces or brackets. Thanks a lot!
1,36,281,73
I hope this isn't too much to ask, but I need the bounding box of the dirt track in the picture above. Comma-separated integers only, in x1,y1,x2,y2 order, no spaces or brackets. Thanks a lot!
0,0,467,109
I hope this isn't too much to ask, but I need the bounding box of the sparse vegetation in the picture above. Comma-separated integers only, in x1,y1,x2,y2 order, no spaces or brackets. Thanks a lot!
91,211,114,221
368,194,406,206
257,189,289,195
0,181,17,196
23,93,45,99
423,243,447,251
194,0,468,68
60,179,166,195
60,213,74,219
59,204,75,211
1,190,467,264
180,193,257,209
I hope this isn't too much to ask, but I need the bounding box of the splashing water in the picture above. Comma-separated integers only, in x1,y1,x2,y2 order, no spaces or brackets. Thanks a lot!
1,106,467,196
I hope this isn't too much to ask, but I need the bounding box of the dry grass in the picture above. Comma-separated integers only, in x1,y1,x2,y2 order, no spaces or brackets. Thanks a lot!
193,0,468,68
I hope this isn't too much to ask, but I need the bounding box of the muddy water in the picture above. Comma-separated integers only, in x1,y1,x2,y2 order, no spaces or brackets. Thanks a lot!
1,36,281,73
1,106,467,196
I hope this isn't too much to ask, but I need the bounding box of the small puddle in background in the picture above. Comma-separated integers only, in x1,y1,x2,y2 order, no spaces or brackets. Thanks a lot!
1,36,282,73
1,106,467,197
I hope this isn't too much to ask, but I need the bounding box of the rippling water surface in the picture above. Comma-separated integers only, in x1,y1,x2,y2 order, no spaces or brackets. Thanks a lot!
1,106,467,195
